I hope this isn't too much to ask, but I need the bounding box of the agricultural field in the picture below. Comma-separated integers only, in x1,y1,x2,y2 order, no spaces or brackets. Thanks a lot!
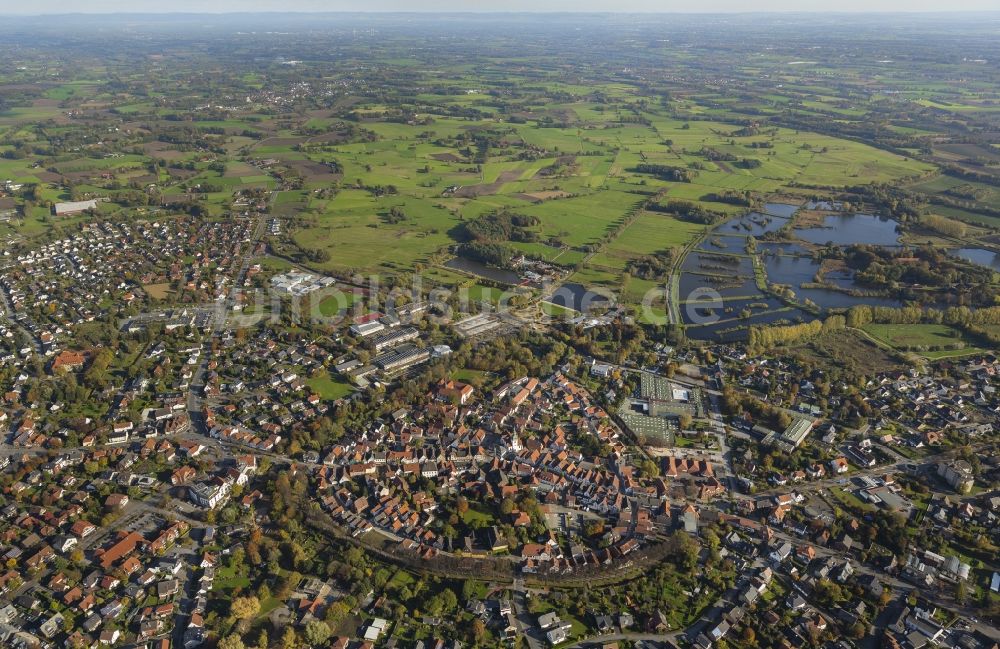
1,12,998,320
264,94,933,311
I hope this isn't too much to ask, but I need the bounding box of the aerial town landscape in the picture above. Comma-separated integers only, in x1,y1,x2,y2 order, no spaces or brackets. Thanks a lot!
0,8,999,649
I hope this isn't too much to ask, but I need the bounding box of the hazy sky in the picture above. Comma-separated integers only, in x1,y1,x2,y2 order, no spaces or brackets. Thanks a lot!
5,0,1000,14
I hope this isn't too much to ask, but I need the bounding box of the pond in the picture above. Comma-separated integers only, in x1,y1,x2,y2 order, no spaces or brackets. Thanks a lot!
681,296,786,325
684,250,755,277
714,212,790,237
679,271,760,301
763,253,822,286
683,323,751,343
445,257,520,284
805,200,844,211
693,233,748,254
548,282,612,313
794,213,902,247
762,203,799,218
756,242,813,256
948,247,1000,271
684,307,810,342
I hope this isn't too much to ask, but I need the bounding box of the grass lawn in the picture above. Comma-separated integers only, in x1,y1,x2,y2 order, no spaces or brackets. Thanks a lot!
452,368,489,384
921,346,990,359
462,503,495,527
890,443,921,460
214,562,251,593
862,323,986,358
306,370,355,400
465,284,508,305
541,301,579,318
258,596,283,618
386,568,417,591
318,290,361,317
829,487,876,513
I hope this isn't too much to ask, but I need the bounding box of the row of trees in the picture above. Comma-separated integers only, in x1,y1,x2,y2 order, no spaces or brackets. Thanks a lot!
844,304,1000,329
750,304,1000,353
647,198,727,224
747,315,846,352
701,190,764,208
633,163,698,183
920,213,968,238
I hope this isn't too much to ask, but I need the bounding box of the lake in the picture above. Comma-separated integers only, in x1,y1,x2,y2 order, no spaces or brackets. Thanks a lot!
794,213,901,247
949,247,1000,271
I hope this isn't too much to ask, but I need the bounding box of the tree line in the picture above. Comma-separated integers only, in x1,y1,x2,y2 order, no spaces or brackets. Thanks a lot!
748,315,846,352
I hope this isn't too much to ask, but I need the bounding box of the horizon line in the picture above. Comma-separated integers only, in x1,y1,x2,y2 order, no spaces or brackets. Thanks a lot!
4,9,1000,15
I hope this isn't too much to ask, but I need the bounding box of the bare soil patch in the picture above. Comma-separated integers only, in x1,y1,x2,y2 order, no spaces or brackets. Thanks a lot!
142,141,190,161
453,169,522,197
256,136,307,148
143,283,173,299
130,174,159,186
306,131,358,145
287,159,341,182
166,168,199,182
35,171,62,183
61,171,94,182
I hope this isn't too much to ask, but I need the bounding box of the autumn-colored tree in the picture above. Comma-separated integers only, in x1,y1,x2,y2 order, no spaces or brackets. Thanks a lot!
282,626,298,649
230,595,261,620
472,619,487,644
304,620,331,647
